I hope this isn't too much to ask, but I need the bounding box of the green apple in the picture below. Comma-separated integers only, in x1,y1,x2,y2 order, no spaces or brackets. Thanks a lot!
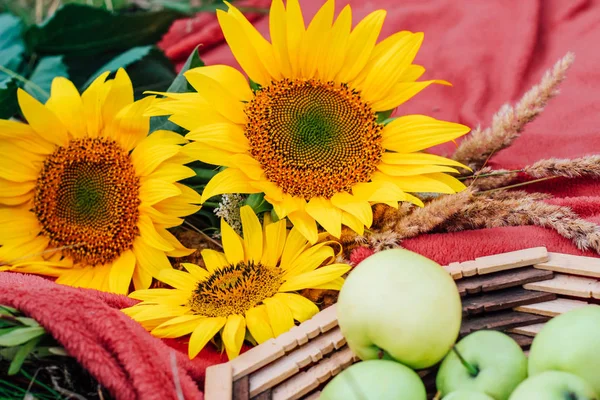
320,359,426,400
336,248,462,369
436,330,527,400
528,305,600,394
444,391,496,400
509,371,598,400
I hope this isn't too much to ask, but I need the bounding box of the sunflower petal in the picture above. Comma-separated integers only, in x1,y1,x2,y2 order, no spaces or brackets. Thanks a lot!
152,315,204,338
201,168,261,203
330,192,373,227
285,0,305,78
17,89,69,146
240,205,263,262
201,249,229,273
305,197,342,238
137,214,175,251
279,263,351,292
301,0,334,78
181,263,210,281
158,269,197,292
222,314,246,360
274,293,318,323
370,80,451,111
139,179,181,205
245,305,274,344
263,296,294,337
188,317,226,359
103,96,155,152
81,71,111,137
287,210,318,245
320,5,352,81
261,219,287,268
221,219,245,265
186,65,253,102
132,237,172,278
108,250,136,294
132,267,153,291
102,68,134,126
269,0,292,76
45,77,87,138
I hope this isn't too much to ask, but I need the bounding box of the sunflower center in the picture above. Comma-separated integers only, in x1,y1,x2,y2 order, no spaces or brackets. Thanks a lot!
34,138,140,266
244,79,385,199
188,261,283,317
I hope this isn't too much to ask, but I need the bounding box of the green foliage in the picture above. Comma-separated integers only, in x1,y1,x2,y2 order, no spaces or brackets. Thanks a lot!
0,1,181,118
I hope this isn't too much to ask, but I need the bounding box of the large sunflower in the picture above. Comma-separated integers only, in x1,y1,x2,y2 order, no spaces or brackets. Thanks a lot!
123,205,350,360
0,70,201,294
147,0,471,243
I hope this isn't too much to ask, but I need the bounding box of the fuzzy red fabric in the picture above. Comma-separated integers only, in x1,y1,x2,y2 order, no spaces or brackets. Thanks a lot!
3,0,600,398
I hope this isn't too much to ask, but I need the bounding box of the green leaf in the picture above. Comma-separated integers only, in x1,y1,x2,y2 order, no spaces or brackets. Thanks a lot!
25,4,183,56
0,326,45,346
25,56,68,103
0,305,18,316
0,78,18,119
0,13,25,119
14,317,40,327
127,47,176,100
244,193,272,214
0,14,24,50
376,109,394,124
8,336,41,375
149,45,204,134
84,45,153,88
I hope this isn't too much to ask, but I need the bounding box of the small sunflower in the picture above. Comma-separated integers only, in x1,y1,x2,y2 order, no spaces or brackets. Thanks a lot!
147,0,471,244
0,69,201,294
122,205,350,360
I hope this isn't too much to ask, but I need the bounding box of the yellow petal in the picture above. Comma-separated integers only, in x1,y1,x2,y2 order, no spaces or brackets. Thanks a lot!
285,0,305,78
377,164,459,176
181,142,237,167
0,210,40,242
399,64,426,82
201,168,261,203
0,235,49,264
300,0,334,78
271,194,305,218
81,71,111,137
132,266,153,291
371,171,457,194
305,197,342,238
359,32,425,103
320,5,352,81
157,228,197,257
352,180,407,203
287,210,318,245
280,227,310,269
185,123,249,153
45,77,87,138
131,143,180,178
181,263,210,281
310,276,344,290
269,0,292,76
274,293,318,323
158,269,197,292
263,296,294,337
381,152,469,168
381,115,471,153
245,305,274,344
139,179,181,205
370,80,451,111
426,172,467,192
342,211,365,235
216,10,270,86
336,10,386,83
108,250,136,294
188,317,226,359
17,89,69,146
147,164,195,182
102,68,134,126
240,205,263,262
103,96,155,151
152,315,204,338
140,204,182,227
229,154,265,181
0,120,55,154
283,243,334,277
138,214,175,251
222,314,246,360
221,219,245,265
186,65,253,102
260,219,287,268
132,236,173,278
184,71,247,124
201,249,229,273
330,192,373,227
279,263,351,292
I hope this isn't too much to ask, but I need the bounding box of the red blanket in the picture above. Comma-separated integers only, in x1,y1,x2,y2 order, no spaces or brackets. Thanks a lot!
3,0,600,399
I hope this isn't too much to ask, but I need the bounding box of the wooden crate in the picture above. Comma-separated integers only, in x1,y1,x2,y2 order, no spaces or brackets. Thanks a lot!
205,247,600,400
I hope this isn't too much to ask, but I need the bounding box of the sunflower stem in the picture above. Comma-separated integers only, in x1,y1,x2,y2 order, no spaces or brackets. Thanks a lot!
183,221,223,249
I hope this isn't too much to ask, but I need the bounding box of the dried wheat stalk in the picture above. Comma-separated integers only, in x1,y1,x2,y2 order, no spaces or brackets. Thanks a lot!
524,155,600,179
452,52,575,170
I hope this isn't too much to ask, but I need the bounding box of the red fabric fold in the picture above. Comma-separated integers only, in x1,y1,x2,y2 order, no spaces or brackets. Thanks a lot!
3,0,600,398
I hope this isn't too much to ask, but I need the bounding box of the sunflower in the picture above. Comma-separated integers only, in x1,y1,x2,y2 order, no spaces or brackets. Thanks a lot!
122,205,350,360
147,0,471,244
0,69,201,294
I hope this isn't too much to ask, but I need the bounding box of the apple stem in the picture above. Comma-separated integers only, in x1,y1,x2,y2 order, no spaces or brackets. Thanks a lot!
432,391,442,400
451,346,479,377
377,349,384,359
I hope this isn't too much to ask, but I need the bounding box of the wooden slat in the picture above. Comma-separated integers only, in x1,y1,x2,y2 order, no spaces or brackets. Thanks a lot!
476,247,549,275
253,389,272,400
507,333,534,348
233,375,250,400
205,362,233,400
303,392,321,400
249,328,346,396
508,323,545,337
231,305,339,380
461,260,479,277
461,287,556,316
460,311,549,336
514,298,589,317
456,268,553,297
535,252,600,278
523,274,597,298
445,262,463,280
271,347,358,400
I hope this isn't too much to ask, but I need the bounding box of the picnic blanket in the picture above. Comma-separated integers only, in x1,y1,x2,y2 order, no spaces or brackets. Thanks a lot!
3,0,600,399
